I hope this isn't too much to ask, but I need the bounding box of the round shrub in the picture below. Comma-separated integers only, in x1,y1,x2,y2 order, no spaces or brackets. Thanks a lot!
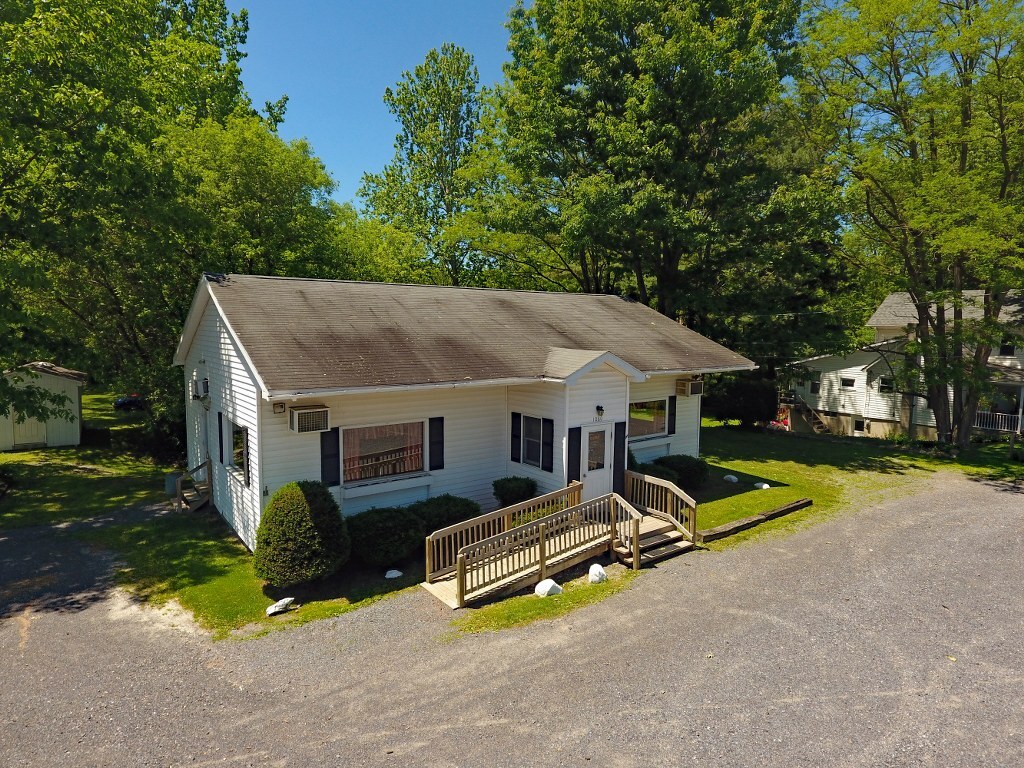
653,454,711,490
347,506,425,567
635,462,679,483
253,481,350,588
408,494,481,532
492,476,538,507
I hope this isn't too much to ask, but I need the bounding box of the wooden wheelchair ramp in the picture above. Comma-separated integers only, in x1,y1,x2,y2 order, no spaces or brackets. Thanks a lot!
422,475,697,609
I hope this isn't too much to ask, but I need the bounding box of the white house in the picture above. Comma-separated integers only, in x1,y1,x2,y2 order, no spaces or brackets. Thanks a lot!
0,362,87,450
173,274,754,550
787,291,1024,439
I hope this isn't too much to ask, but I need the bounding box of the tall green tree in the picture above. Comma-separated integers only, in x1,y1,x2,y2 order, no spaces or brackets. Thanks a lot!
803,0,1024,445
498,0,803,313
481,0,854,371
360,43,485,286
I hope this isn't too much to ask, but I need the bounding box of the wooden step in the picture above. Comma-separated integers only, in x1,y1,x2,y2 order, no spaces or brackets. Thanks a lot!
619,540,694,568
638,517,676,537
613,529,687,557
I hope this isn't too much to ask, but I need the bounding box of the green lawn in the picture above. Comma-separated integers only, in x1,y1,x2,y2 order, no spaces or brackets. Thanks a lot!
448,565,640,637
694,421,1024,545
0,390,169,529
0,446,171,529
78,509,425,639
81,390,147,429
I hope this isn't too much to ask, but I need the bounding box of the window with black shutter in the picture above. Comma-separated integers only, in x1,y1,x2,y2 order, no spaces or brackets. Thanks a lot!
217,412,223,463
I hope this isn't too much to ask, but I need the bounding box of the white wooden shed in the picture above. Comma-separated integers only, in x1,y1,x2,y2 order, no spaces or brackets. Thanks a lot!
0,362,87,450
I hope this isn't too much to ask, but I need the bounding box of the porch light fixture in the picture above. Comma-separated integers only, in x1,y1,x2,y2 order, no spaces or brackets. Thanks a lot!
596,405,605,420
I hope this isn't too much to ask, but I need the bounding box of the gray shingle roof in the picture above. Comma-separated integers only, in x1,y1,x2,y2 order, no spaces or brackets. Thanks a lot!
867,291,1024,328
208,275,754,394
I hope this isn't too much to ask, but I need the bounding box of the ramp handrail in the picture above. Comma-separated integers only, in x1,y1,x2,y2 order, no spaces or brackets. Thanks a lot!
425,482,582,583
454,493,642,607
625,470,697,540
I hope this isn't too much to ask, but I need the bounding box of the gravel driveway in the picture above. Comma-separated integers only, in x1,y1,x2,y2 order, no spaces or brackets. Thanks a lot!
2,472,1022,767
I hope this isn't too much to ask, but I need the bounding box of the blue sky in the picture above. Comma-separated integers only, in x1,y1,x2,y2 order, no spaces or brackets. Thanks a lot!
227,1,515,204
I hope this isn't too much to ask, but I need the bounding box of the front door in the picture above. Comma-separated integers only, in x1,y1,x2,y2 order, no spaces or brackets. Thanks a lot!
13,412,46,447
581,424,612,501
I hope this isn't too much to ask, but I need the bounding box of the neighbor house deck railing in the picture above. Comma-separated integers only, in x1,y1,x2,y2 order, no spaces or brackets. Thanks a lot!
425,482,582,583
625,470,697,540
455,492,642,607
973,411,1021,433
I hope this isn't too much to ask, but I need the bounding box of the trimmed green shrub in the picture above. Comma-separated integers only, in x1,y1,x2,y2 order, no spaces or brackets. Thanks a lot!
408,494,481,532
253,481,350,588
653,454,711,490
635,462,679,483
347,506,425,567
492,476,538,507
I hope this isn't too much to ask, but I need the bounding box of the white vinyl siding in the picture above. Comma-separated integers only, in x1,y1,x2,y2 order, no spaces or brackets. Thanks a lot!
260,386,506,521
566,365,627,427
507,381,566,494
628,375,700,462
0,370,83,451
183,301,262,549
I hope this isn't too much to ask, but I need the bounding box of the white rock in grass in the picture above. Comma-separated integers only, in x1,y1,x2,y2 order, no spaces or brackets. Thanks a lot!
588,564,608,584
385,569,403,579
535,578,563,597
265,597,295,616
754,482,771,490
723,474,739,483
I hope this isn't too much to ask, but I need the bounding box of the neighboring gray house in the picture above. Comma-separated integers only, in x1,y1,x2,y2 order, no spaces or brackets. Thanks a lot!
0,362,87,450
173,274,754,549
788,292,1024,439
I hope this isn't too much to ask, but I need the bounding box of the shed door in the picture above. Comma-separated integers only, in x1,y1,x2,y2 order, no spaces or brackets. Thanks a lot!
13,412,46,447
581,424,612,501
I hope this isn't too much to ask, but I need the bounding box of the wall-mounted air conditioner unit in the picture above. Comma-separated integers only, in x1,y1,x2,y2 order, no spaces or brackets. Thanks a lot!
289,406,330,434
676,379,704,397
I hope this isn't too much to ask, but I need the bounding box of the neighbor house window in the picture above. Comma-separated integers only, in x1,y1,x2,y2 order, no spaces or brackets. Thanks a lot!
343,421,423,483
879,377,894,393
840,378,856,389
629,400,667,438
810,382,821,394
854,419,866,432
228,418,249,486
999,337,1017,356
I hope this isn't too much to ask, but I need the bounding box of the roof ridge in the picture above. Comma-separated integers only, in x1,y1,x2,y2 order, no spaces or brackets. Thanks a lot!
224,274,634,300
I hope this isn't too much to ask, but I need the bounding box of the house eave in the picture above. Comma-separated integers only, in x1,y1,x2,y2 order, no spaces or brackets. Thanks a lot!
648,363,757,376
265,376,560,401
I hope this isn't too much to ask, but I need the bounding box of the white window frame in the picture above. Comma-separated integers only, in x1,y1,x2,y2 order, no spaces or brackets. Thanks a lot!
341,418,427,485
521,414,543,468
226,417,249,487
628,398,669,440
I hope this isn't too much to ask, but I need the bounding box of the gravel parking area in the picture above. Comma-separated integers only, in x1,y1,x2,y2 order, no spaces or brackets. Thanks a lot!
2,472,1022,767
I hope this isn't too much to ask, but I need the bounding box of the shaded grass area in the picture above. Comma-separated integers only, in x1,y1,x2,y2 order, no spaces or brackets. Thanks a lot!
81,390,146,429
447,565,640,637
78,508,422,640
0,446,170,529
694,421,1024,545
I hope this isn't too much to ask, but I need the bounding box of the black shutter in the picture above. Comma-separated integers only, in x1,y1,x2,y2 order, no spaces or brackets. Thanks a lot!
567,427,582,483
429,417,444,470
510,412,522,462
667,395,677,435
613,420,626,495
217,412,223,463
541,418,554,472
321,427,340,487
